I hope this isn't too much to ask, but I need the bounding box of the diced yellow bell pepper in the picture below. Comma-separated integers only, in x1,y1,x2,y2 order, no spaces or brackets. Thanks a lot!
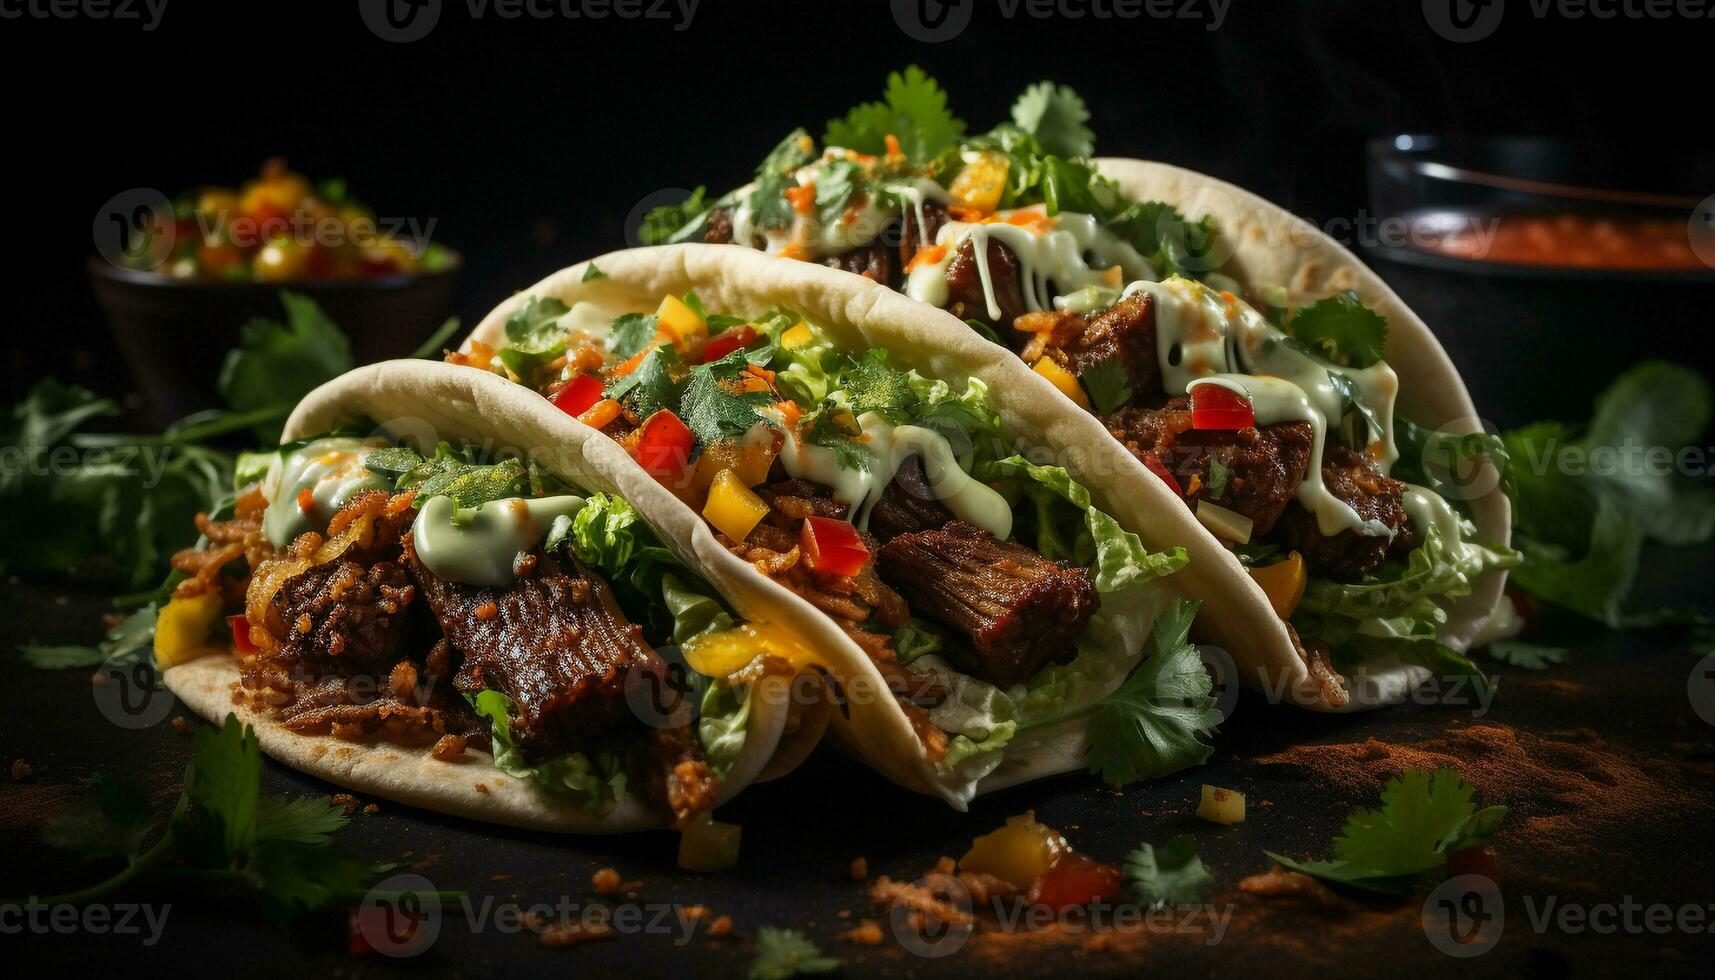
960,811,1068,889
703,468,769,542
780,320,815,350
1032,356,1091,410
683,623,820,679
678,812,742,872
153,592,226,669
656,294,706,345
1248,550,1306,619
948,149,1010,215
1197,784,1246,825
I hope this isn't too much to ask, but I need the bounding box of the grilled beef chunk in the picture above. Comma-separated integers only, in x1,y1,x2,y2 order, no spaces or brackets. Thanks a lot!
945,237,1028,333
1274,444,1413,581
268,559,420,676
1070,291,1162,403
826,241,897,284
703,208,734,245
405,545,667,765
1104,398,1314,537
898,199,951,272
877,521,1097,688
868,455,955,543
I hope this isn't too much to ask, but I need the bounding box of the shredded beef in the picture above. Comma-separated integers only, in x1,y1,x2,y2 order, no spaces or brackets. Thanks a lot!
1104,398,1314,536
826,242,897,285
944,237,1027,333
876,521,1097,688
1274,444,1412,581
268,559,420,677
639,726,720,830
703,208,734,245
898,199,950,272
868,456,955,543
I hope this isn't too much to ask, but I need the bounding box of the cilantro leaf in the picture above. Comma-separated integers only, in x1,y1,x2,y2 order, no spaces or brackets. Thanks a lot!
503,294,570,348
607,346,684,420
1011,82,1094,159
1124,834,1213,907
679,352,776,445
1483,639,1566,670
1084,598,1220,786
582,262,606,282
1079,358,1133,415
173,714,263,863
43,773,156,861
749,926,840,979
813,160,862,224
839,349,918,422
1103,199,1218,280
254,795,350,845
366,443,553,508
608,312,660,359
749,130,817,231
822,66,965,164
217,292,354,442
639,186,708,246
1286,293,1389,368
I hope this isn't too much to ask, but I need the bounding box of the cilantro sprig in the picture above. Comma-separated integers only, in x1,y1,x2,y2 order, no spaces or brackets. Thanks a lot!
822,65,965,164
10,715,436,918
1265,768,1507,894
1286,292,1389,368
1125,834,1213,907
749,926,840,980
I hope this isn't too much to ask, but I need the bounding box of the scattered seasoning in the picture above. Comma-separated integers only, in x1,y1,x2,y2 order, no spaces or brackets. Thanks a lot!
592,867,622,895
331,793,359,815
11,760,33,780
849,857,868,881
708,915,733,937
1238,866,1352,909
540,921,615,948
683,904,709,921
838,919,884,946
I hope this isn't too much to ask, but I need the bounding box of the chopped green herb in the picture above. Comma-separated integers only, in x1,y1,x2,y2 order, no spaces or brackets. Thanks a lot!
608,312,661,359
749,926,839,980
1287,293,1389,368
1080,359,1133,415
581,262,606,282
1124,834,1213,907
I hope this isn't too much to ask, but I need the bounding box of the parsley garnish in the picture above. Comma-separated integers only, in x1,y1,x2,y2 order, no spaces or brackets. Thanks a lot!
679,352,776,445
1124,835,1213,907
503,294,571,349
10,715,427,919
821,65,965,164
1266,768,1507,894
1286,293,1389,368
840,349,918,423
365,443,564,508
608,312,660,359
1010,81,1094,159
749,926,839,979
581,262,606,282
1083,598,1221,785
606,346,683,420
1079,359,1133,415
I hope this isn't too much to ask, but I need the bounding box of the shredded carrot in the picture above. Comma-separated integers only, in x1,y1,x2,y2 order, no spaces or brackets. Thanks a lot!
610,344,656,378
785,184,816,215
296,488,315,513
780,241,810,261
947,206,985,223
1220,290,1238,304
994,207,1055,234
776,400,802,431
745,363,777,385
384,490,418,515
578,399,622,430
904,243,948,273
884,134,903,160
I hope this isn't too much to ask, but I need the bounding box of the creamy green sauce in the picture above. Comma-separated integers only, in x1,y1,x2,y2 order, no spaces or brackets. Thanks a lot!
771,410,1013,540
261,438,389,548
1128,277,1404,539
412,494,588,587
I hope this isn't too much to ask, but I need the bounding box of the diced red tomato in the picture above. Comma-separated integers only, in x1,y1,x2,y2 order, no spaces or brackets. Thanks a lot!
700,326,758,363
1143,454,1184,498
228,615,257,655
1030,854,1122,910
800,516,870,578
633,410,696,484
551,374,605,418
1447,845,1500,884
1190,382,1255,430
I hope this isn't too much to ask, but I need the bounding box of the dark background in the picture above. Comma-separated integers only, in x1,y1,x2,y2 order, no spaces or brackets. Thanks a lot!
3,0,1710,423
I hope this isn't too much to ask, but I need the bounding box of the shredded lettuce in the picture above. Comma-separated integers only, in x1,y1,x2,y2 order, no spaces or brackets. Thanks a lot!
697,681,752,780
466,689,627,812
978,456,1189,593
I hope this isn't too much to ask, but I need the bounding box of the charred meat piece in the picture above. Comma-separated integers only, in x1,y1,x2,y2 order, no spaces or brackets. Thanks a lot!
897,199,951,272
703,207,734,245
1105,399,1314,536
1274,445,1412,581
945,237,1028,335
877,521,1097,689
868,455,955,543
267,559,420,678
405,545,668,765
1070,291,1162,405
826,241,898,285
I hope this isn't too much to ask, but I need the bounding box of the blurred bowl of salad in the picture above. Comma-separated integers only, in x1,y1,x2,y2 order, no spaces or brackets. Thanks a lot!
89,159,461,422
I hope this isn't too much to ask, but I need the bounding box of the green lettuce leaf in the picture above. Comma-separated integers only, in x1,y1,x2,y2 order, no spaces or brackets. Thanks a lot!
697,681,752,780
466,690,626,812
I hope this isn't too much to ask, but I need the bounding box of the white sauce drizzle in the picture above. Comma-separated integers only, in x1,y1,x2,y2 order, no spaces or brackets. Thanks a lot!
412,494,588,588
261,438,389,548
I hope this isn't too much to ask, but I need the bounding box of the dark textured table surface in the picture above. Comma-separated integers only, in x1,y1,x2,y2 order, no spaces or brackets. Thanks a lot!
3,576,1712,978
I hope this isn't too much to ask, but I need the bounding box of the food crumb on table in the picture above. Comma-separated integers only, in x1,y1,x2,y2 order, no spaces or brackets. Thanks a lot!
849,856,868,880
10,760,32,780
707,915,733,937
539,921,614,948
839,919,884,946
171,716,192,734
592,867,622,894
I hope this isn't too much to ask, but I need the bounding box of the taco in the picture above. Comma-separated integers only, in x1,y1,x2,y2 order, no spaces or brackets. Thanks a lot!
638,69,1519,708
455,244,1222,808
155,373,832,842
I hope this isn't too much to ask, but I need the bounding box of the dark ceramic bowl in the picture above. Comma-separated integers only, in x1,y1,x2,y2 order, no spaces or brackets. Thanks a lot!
89,255,460,424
